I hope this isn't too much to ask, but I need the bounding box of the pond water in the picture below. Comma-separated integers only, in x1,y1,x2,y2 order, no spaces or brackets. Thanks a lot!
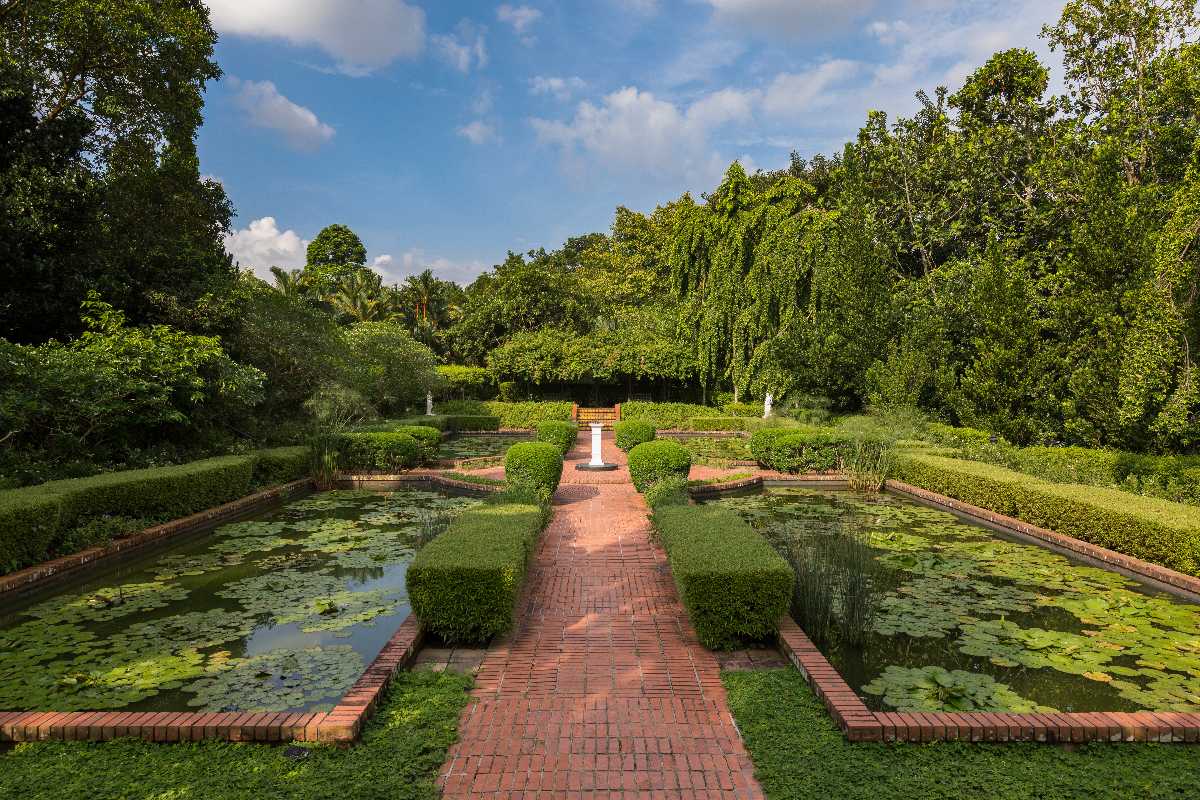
442,434,532,460
711,487,1200,714
0,489,479,714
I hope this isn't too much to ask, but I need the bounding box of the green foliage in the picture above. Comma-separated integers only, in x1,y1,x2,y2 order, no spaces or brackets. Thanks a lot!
643,475,690,509
436,365,491,399
621,402,722,430
724,669,1200,800
251,446,311,487
535,421,579,456
342,322,440,416
893,452,1200,574
652,505,793,649
627,440,692,492
750,428,852,472
0,670,469,800
722,402,762,417
438,400,574,428
337,432,422,473
503,442,563,500
391,426,441,464
614,420,657,451
689,416,748,431
444,415,501,432
408,503,548,642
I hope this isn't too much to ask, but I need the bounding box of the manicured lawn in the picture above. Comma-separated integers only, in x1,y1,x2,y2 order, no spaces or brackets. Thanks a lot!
723,669,1200,800
0,671,470,800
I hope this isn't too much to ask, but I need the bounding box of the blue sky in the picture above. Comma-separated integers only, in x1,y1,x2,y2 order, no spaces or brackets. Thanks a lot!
203,0,1068,285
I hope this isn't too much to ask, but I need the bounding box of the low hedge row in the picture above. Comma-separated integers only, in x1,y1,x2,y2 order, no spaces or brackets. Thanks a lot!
689,416,748,432
0,448,311,575
504,442,563,500
620,402,724,430
437,400,573,428
614,420,656,451
749,427,852,472
338,432,422,472
536,421,579,456
652,505,793,649
721,402,763,418
628,440,692,492
407,502,549,642
892,452,1200,575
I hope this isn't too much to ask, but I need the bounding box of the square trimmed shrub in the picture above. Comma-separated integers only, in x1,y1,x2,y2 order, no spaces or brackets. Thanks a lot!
750,427,851,472
614,420,656,451
444,414,501,432
652,504,793,649
536,421,579,456
393,425,442,463
407,502,549,641
628,440,691,492
893,452,1200,575
722,402,763,418
689,416,748,432
251,446,311,486
338,432,422,472
620,401,723,430
504,441,563,499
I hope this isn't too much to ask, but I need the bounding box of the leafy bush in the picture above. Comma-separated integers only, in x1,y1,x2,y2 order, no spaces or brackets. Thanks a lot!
444,415,501,432
407,503,548,642
722,402,762,418
392,425,442,463
437,400,573,428
343,322,441,416
628,440,692,492
893,453,1200,575
251,446,311,486
504,442,563,500
689,416,748,431
620,401,722,430
536,421,578,456
923,423,996,448
750,428,852,472
614,420,656,451
437,365,491,399
644,475,690,508
337,432,422,472
652,505,793,649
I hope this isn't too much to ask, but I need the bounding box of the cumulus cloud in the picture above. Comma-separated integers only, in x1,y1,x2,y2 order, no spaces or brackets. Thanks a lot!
228,78,335,151
372,254,395,272
529,76,586,101
761,60,861,118
704,0,876,38
497,4,542,45
225,217,309,279
434,20,489,73
398,250,488,282
457,120,497,144
206,0,425,76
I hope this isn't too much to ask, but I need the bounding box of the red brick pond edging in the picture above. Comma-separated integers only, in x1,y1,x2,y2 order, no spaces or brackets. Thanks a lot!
335,472,503,495
687,472,846,499
0,616,424,745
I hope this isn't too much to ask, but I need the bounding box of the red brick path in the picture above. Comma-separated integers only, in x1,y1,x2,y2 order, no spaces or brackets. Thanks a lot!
439,432,764,799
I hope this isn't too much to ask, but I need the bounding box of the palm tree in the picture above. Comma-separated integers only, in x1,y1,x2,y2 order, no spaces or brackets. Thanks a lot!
270,266,307,299
402,269,445,327
327,270,392,323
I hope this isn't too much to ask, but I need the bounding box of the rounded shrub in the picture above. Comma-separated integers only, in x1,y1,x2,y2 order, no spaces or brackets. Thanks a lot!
644,475,690,509
628,440,691,492
536,421,579,456
504,441,563,501
614,420,656,451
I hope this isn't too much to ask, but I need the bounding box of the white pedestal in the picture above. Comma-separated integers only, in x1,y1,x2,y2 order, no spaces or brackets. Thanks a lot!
575,422,618,471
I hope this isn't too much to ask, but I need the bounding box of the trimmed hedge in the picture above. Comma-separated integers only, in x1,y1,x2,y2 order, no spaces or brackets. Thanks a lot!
923,423,996,448
504,442,563,499
620,401,723,430
536,421,579,456
437,400,573,429
407,502,548,641
689,416,748,432
652,505,793,649
338,432,422,472
251,446,311,486
750,427,851,472
893,452,1200,575
393,425,442,463
628,440,692,492
444,415,501,432
614,420,656,451
722,402,763,418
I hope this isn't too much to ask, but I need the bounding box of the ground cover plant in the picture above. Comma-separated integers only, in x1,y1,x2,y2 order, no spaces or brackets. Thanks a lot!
0,489,478,712
0,670,470,800
723,669,1200,800
715,487,1200,713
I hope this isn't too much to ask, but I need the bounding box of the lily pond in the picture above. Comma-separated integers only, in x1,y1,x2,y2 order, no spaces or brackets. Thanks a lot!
713,488,1200,714
0,489,479,714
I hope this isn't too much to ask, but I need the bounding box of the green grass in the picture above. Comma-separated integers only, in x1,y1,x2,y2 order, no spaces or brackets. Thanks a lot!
0,671,470,800
442,471,505,486
688,471,754,486
723,669,1200,800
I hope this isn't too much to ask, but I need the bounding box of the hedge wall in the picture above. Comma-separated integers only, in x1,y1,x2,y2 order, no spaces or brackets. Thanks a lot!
536,421,579,456
893,453,1200,576
652,505,793,649
628,440,692,492
749,428,852,473
251,446,311,487
614,420,656,451
689,417,748,432
504,442,563,500
620,402,723,430
437,400,573,429
338,432,422,472
407,502,549,642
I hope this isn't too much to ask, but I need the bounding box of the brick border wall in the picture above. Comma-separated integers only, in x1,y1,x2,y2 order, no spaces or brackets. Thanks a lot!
0,616,423,745
0,479,315,601
687,472,846,499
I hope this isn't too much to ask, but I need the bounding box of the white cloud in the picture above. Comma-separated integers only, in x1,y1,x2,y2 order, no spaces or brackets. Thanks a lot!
372,254,395,272
457,120,497,144
497,4,542,45
434,20,488,73
762,60,861,117
660,39,746,87
398,250,488,282
228,78,335,151
225,217,309,279
529,76,586,101
206,0,425,76
704,0,877,39
687,87,757,128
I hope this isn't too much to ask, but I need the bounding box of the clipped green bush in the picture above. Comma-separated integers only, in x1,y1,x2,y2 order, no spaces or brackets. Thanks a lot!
393,425,442,463
536,421,579,456
444,415,501,432
251,446,311,486
407,502,548,641
437,400,573,428
644,475,689,509
628,440,692,492
338,432,422,472
504,441,563,499
893,453,1200,575
923,423,996,448
652,504,793,649
750,427,851,472
722,402,762,418
614,420,656,451
620,401,722,430
689,416,748,432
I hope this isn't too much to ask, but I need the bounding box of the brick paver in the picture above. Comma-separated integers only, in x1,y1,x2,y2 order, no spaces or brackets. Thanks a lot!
440,432,764,799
